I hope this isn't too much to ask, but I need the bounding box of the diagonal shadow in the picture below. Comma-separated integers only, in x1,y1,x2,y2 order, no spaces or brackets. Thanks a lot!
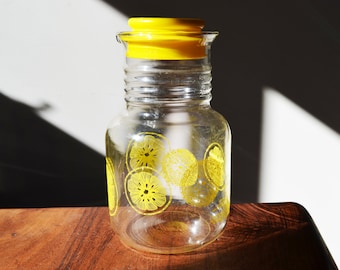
104,0,340,202
0,92,107,207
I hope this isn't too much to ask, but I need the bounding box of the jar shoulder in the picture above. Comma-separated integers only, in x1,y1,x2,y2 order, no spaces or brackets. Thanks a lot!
106,107,230,132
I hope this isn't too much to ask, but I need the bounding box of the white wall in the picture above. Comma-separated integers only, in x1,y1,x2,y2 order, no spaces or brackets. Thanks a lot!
0,0,127,154
260,87,340,264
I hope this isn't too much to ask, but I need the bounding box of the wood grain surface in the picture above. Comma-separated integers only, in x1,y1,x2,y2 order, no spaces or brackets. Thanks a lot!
0,203,337,270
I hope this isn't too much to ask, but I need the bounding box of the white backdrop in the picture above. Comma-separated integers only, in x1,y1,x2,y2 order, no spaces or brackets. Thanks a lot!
0,0,127,154
260,87,340,264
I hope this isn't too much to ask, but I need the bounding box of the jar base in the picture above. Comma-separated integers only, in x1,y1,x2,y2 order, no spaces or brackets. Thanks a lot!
124,210,216,254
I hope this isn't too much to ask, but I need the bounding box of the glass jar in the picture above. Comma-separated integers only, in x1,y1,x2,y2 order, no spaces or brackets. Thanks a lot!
106,17,231,254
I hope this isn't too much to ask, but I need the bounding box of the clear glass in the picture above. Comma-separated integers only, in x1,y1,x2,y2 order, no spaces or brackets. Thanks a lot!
106,34,231,254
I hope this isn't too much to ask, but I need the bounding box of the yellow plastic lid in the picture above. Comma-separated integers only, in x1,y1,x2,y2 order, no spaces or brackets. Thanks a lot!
118,17,216,60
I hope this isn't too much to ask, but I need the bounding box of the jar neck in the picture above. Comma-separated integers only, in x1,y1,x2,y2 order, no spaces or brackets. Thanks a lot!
124,57,213,108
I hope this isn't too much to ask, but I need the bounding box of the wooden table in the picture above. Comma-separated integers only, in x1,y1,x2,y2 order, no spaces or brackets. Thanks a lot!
0,203,337,270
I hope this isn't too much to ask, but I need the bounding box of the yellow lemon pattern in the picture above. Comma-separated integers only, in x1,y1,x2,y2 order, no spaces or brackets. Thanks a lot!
125,168,171,215
181,178,219,207
106,157,119,216
161,149,198,187
123,132,226,215
204,143,225,190
126,132,168,171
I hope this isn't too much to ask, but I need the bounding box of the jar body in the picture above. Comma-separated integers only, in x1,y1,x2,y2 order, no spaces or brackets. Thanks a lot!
107,19,231,253
106,99,231,254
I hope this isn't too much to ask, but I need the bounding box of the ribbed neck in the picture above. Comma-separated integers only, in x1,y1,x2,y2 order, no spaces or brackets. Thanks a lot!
124,58,212,108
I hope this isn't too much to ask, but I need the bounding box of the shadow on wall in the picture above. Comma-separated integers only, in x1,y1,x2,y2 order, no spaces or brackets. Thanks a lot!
0,92,107,207
1,0,339,207
105,0,340,202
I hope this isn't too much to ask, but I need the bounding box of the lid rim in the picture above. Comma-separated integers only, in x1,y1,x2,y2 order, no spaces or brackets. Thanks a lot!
117,17,217,60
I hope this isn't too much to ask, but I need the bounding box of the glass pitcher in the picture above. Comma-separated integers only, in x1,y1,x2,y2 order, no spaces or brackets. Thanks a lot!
106,17,231,254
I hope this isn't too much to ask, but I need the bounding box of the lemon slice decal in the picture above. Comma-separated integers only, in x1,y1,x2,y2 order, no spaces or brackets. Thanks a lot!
126,132,168,171
204,143,225,190
162,149,198,187
106,157,119,216
181,177,218,207
125,167,171,215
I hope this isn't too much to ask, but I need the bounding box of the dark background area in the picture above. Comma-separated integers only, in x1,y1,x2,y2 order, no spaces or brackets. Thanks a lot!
0,93,107,207
0,0,339,207
106,0,340,202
